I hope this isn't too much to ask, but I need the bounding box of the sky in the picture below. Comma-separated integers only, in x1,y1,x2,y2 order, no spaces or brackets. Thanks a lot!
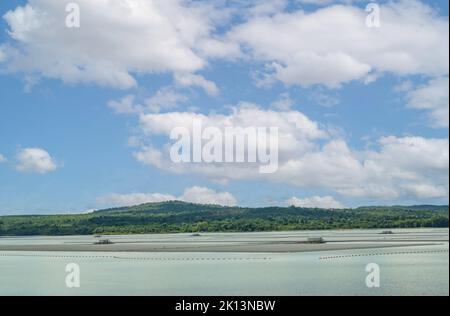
0,0,448,214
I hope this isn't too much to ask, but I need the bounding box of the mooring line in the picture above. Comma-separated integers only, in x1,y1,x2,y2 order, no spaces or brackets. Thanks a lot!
319,249,449,260
112,256,272,261
0,253,116,259
0,253,272,262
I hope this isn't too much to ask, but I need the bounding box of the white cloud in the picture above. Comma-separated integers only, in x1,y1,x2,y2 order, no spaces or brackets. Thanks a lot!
82,208,98,214
139,103,326,141
309,88,340,107
175,73,220,96
394,80,414,93
295,0,355,6
1,0,229,89
277,137,449,200
2,1,447,92
246,0,289,17
271,93,294,110
97,186,237,207
131,104,448,201
145,87,188,113
229,1,449,88
15,148,58,174
108,88,188,115
180,186,237,206
136,103,327,177
97,192,177,208
107,95,141,115
0,45,7,62
2,0,447,205
286,196,344,209
0,154,6,163
406,77,449,128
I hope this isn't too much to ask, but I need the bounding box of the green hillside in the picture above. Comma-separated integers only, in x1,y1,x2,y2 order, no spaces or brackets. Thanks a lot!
0,202,448,236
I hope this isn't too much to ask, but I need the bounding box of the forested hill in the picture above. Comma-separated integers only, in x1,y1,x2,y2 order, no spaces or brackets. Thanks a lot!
0,202,448,236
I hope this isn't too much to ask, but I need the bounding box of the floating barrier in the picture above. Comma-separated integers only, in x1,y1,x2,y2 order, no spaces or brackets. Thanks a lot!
319,249,449,260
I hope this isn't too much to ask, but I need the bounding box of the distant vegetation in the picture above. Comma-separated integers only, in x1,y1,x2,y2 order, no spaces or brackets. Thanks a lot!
0,202,448,236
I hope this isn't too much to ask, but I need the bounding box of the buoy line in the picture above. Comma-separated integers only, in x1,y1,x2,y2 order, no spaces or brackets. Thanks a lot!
113,257,272,261
0,253,272,261
319,249,449,260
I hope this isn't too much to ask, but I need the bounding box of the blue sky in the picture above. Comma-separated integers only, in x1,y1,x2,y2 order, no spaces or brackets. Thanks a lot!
0,0,448,214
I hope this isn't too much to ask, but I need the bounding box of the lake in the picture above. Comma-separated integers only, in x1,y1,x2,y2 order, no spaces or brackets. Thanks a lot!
0,229,448,296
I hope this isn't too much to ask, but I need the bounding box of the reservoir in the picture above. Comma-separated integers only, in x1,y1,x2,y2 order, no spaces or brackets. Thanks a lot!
0,229,448,296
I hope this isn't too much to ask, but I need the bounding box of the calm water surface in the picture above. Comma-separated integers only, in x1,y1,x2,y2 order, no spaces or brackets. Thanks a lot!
0,231,448,296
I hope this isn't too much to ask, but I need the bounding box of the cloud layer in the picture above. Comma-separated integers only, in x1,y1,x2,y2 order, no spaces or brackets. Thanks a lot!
1,0,234,88
1,0,448,208
229,1,449,87
97,186,237,207
406,77,449,128
1,0,447,129
129,104,449,201
2,1,448,88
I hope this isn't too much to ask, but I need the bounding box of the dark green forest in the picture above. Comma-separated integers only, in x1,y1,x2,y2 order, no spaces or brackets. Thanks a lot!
0,202,448,236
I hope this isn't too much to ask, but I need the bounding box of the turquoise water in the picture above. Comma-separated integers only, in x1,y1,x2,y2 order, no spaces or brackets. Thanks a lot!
0,244,448,296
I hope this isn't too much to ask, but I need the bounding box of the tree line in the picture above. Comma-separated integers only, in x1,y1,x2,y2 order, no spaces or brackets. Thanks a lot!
0,202,448,236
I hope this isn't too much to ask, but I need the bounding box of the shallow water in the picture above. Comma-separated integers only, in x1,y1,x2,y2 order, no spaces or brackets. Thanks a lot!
0,230,448,296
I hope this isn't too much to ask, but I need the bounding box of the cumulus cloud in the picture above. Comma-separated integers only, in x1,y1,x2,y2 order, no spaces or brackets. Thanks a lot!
139,103,326,141
286,196,344,209
15,148,58,174
130,103,449,201
0,154,6,163
405,77,449,128
135,103,328,178
276,137,449,199
97,186,237,207
229,0,449,88
1,0,230,89
3,0,448,205
2,0,447,92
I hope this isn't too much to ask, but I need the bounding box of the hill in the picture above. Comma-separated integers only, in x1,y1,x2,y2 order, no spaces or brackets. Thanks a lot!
0,202,448,236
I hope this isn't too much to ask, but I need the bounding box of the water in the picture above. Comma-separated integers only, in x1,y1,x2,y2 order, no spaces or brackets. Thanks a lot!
0,230,448,296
